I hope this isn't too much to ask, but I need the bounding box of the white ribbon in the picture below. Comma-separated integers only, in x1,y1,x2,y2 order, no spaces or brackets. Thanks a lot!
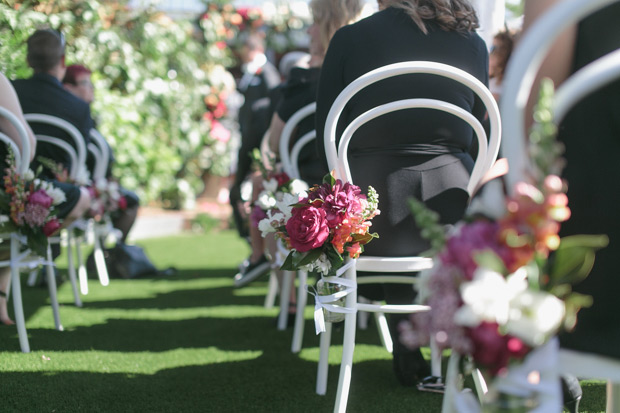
306,260,358,335
442,338,562,413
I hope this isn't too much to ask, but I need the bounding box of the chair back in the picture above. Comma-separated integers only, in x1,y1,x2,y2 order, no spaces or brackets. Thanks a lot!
323,61,500,197
279,102,316,179
89,129,111,181
499,0,620,190
23,113,87,181
0,106,30,174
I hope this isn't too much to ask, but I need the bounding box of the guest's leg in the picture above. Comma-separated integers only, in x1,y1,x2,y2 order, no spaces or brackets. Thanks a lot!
0,268,14,325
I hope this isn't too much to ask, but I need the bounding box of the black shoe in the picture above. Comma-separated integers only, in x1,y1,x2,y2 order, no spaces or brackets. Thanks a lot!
561,374,582,413
233,255,270,287
393,350,431,387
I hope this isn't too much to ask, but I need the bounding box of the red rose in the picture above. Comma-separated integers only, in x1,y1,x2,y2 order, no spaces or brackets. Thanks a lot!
468,322,510,375
118,196,127,210
43,218,61,237
28,189,53,209
285,206,329,252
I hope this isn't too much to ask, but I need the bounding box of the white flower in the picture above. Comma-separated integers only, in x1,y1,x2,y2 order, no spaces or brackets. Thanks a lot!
256,191,276,210
95,177,108,192
258,217,276,237
275,192,298,220
47,186,66,205
289,179,309,197
0,215,9,224
23,169,35,181
263,178,278,194
454,267,527,327
506,290,565,347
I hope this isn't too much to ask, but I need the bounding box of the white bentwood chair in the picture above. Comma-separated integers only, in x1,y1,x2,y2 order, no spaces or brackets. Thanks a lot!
0,107,62,353
24,113,89,306
322,61,501,413
497,0,620,412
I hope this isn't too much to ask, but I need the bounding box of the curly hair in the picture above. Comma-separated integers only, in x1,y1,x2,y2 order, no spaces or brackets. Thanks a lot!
310,0,364,52
382,0,479,34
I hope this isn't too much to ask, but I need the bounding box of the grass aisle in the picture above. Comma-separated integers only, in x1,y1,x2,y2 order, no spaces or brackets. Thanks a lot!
0,231,606,412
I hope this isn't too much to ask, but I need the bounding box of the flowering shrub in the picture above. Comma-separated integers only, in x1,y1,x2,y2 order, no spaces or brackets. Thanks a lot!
400,80,608,378
0,155,65,256
260,172,380,276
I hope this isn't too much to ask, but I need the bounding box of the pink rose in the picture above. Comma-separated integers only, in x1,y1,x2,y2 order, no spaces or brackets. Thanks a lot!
28,189,53,209
285,206,329,252
43,218,61,237
118,196,128,210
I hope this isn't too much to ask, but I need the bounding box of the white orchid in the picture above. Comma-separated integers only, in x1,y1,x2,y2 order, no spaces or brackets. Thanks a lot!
256,190,277,210
506,290,565,347
275,192,298,221
262,178,278,194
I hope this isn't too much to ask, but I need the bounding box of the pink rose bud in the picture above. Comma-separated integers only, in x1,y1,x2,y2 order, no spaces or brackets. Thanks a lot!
43,218,61,237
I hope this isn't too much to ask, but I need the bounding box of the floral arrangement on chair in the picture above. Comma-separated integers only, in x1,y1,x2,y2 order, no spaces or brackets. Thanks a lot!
259,172,380,277
0,153,65,256
87,177,127,220
400,81,608,408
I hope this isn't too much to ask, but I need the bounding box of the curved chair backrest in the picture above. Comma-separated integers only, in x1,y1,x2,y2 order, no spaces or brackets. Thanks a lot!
500,0,619,190
324,61,501,197
23,113,87,180
279,102,317,179
89,129,110,181
0,106,30,174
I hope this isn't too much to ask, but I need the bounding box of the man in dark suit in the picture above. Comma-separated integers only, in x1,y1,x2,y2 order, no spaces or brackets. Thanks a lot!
12,29,91,251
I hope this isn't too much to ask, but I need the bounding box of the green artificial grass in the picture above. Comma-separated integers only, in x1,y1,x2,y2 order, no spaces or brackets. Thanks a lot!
0,231,607,412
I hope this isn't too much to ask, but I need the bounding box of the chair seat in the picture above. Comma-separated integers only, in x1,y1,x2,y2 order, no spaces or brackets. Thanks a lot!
355,256,433,273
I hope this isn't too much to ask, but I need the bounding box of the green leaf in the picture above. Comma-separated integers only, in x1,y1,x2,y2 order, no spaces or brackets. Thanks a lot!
472,250,508,274
297,248,323,267
322,172,335,186
549,234,609,285
280,251,297,271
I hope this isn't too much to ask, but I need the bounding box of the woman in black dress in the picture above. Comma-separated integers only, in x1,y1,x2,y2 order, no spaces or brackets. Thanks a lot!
315,0,488,386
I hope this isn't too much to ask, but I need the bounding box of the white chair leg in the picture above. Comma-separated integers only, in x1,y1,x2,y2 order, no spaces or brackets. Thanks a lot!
264,270,278,309
75,234,88,295
607,382,620,413
93,230,109,286
10,238,30,353
27,269,38,287
277,270,293,331
357,296,370,330
430,336,442,377
45,245,62,331
65,232,82,307
334,310,358,413
291,270,307,353
316,322,332,395
374,310,393,353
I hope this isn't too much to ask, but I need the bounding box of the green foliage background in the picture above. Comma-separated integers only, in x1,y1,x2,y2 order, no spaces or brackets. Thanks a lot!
0,1,308,208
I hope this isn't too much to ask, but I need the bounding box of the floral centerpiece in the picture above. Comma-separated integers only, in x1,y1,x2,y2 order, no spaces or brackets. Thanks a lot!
87,177,127,220
0,154,65,257
400,80,608,411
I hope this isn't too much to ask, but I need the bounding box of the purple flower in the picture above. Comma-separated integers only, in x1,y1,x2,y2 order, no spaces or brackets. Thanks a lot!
250,204,268,228
306,179,364,228
23,203,50,227
28,189,53,209
440,221,511,280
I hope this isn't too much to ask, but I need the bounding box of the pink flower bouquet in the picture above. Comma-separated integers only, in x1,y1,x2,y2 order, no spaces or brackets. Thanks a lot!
0,156,66,256
260,173,380,276
87,178,126,220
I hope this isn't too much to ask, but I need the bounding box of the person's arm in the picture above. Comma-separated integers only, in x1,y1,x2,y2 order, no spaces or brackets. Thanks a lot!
0,73,37,161
522,0,577,131
315,28,349,171
267,112,286,155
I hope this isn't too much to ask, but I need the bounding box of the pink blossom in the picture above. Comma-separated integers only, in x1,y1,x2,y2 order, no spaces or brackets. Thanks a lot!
24,203,50,227
306,180,364,228
210,120,231,143
28,189,53,209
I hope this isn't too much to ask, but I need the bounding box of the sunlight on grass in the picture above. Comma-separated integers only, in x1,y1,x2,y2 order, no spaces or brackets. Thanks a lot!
0,347,263,374
298,344,393,364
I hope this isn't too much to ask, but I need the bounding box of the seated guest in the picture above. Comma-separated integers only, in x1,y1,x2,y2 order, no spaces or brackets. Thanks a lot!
11,28,91,233
315,0,488,386
62,64,140,243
